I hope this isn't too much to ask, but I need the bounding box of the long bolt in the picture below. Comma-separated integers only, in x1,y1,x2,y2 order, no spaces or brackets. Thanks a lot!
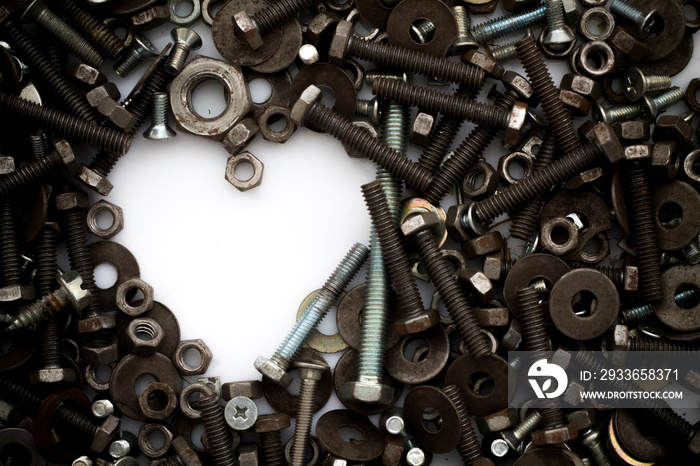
0,145,80,199
443,384,485,464
198,390,237,466
114,34,159,78
57,0,125,60
0,160,23,288
641,87,684,121
290,360,329,466
235,0,317,49
255,243,368,386
0,91,131,154
623,67,672,102
471,5,547,43
609,0,660,39
255,414,289,466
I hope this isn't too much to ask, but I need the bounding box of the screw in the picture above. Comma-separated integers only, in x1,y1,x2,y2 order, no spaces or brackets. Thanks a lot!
144,93,176,140
234,0,317,49
224,396,258,430
57,0,126,60
289,360,329,466
298,43,319,65
29,131,49,159
450,6,478,53
0,159,24,290
609,0,661,39
471,5,547,43
402,212,491,357
410,18,435,45
255,243,368,386
95,458,138,466
0,91,131,154
114,34,159,78
484,29,534,64
109,439,131,459
165,28,202,75
542,0,575,50
197,389,237,466
291,85,434,192
92,399,114,418
593,102,643,124
355,97,381,125
579,428,614,466
73,457,93,466
19,0,103,67
443,384,486,463
623,68,672,102
682,241,700,264
622,286,698,324
490,411,542,458
255,414,290,466
640,87,685,121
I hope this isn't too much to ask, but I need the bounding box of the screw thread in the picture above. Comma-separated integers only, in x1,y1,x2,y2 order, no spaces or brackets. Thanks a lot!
545,0,566,31
682,242,700,264
0,91,131,154
58,0,125,60
40,318,62,369
113,49,144,78
410,19,435,44
29,132,49,159
348,37,485,87
491,42,520,63
150,93,170,127
290,377,318,466
623,161,662,302
381,102,409,155
164,43,191,75
253,0,317,34
644,74,672,93
36,225,61,369
651,87,684,112
452,6,471,39
471,5,547,43
513,411,543,440
569,263,625,287
602,104,643,123
517,286,550,355
415,228,490,357
609,0,645,27
621,302,653,324
629,335,700,356
584,434,614,466
276,243,368,363
156,457,182,466
443,385,483,463
6,285,70,333
362,181,426,326
0,150,63,198
372,79,510,129
260,431,285,466
355,98,379,124
0,20,98,123
55,404,102,438
0,199,22,285
0,378,42,411
198,393,237,466
306,102,433,192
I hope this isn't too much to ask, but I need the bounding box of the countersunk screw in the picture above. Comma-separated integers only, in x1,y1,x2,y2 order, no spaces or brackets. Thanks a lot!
165,28,202,75
197,389,237,466
542,0,576,51
255,243,368,387
450,6,478,53
623,68,672,102
144,93,176,140
356,97,381,126
491,411,542,458
609,0,661,39
443,384,486,463
289,360,329,466
471,5,547,44
580,428,614,466
593,102,643,124
114,34,159,78
640,87,685,121
234,0,317,49
57,0,126,60
20,0,103,67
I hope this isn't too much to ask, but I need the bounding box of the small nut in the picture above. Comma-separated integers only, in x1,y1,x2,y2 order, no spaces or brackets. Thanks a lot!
652,115,693,150
476,408,518,434
446,203,473,243
138,382,177,420
258,105,296,144
225,152,264,192
179,383,214,419
68,63,107,87
540,217,579,256
125,318,164,357
461,160,499,201
222,118,259,156
576,41,615,78
222,380,263,401
409,112,435,147
174,339,213,376
498,152,533,185
86,200,124,239
116,277,154,317
458,267,495,305
81,337,119,366
482,253,505,282
578,7,615,41
138,423,173,458
651,141,680,182
611,120,651,143
463,231,505,259
608,26,648,62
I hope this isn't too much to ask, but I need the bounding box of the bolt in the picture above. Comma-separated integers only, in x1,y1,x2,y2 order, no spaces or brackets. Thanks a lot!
580,428,614,466
291,85,434,192
165,28,202,75
234,0,317,49
471,5,547,43
682,241,700,264
144,93,176,140
73,457,93,466
289,360,329,466
298,43,319,65
57,0,126,60
355,97,381,125
450,6,478,53
410,18,435,45
95,458,138,466
5,270,91,333
114,34,159,78
255,243,368,386
29,131,49,159
198,389,237,466
609,0,661,39
443,384,486,463
680,111,700,151
622,286,699,324
542,0,575,51
20,0,103,67
109,439,131,459
614,325,700,355
0,91,131,154
255,414,290,466
593,102,643,124
640,87,685,121
623,68,672,102
0,159,23,291
92,399,115,418
484,30,534,63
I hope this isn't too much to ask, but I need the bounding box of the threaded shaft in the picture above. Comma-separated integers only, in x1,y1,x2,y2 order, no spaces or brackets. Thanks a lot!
29,132,49,159
290,377,318,466
347,37,485,87
276,243,368,362
58,0,125,60
356,98,379,124
253,0,317,34
0,150,63,199
362,181,426,328
114,49,145,78
643,74,672,94
471,6,547,43
609,0,647,29
0,91,131,154
54,404,102,438
517,286,550,355
621,302,654,324
410,19,435,44
628,336,700,355
36,225,61,368
0,20,98,123
491,41,521,63
512,411,543,441
682,242,700,264
651,87,684,112
150,93,170,127
260,431,285,466
198,393,236,466
443,385,483,464
623,161,662,302
6,287,70,333
452,6,471,40
583,434,614,466
306,103,433,192
0,199,22,285
165,43,190,75
545,0,566,31
569,263,625,287
372,79,510,129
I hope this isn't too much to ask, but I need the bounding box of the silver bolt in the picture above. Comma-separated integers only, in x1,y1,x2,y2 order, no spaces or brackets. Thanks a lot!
405,447,429,466
682,241,700,265
592,102,643,124
609,0,661,39
580,428,614,466
623,68,672,102
91,399,114,418
640,87,685,121
224,396,258,430
289,360,329,466
165,28,202,75
410,18,436,45
109,439,130,459
355,97,381,125
450,6,478,53
543,0,576,51
113,34,159,78
487,29,534,63
495,410,543,455
298,44,319,65
73,457,93,466
144,93,176,140
471,5,547,44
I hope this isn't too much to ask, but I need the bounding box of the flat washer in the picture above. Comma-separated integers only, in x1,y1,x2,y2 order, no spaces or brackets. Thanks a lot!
387,0,457,57
622,0,685,61
248,17,303,73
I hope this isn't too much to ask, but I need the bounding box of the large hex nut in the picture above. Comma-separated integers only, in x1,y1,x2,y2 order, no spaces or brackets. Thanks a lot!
651,141,680,182
86,200,124,239
461,160,499,201
225,152,264,192
498,152,533,185
611,120,651,143
170,56,251,140
81,337,119,365
125,318,164,357
222,118,259,155
652,115,693,149
609,26,648,62
560,74,602,102
174,339,213,376
138,382,178,421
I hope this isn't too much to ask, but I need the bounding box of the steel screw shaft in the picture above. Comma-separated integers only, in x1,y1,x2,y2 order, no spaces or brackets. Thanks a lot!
251,0,317,36
471,5,547,43
290,361,328,466
58,0,125,60
260,430,285,466
0,149,76,199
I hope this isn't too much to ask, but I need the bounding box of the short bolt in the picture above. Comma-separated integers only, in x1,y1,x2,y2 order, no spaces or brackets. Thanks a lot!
109,439,131,459
609,0,661,39
471,5,547,44
92,399,115,418
165,28,202,75
485,30,534,64
542,0,576,51
593,102,643,124
254,414,290,466
198,389,237,466
491,411,542,457
144,93,176,140
580,428,614,466
355,97,381,126
623,68,672,102
622,286,699,324
640,87,685,121
289,360,329,466
255,243,368,386
57,0,126,60
114,34,159,78
450,6,478,53
234,0,318,49
443,384,486,463
682,241,700,264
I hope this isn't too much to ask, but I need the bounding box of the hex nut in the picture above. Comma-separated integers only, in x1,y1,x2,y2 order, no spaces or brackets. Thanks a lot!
685,78,700,113
623,144,652,162
81,337,119,366
68,63,107,87
685,150,700,184
168,0,201,26
460,50,504,80
0,283,34,303
609,26,648,62
504,102,528,148
652,115,693,149
258,105,296,143
174,339,213,376
224,396,259,430
540,217,579,256
222,118,259,155
458,267,495,305
342,380,395,404
225,152,264,192
138,382,178,420
461,160,499,201
394,310,441,335
576,41,615,78
254,413,291,433
566,409,597,431
125,318,164,357
464,231,505,259
651,141,680,182
55,191,89,211
446,203,473,243
116,277,155,317
409,112,435,147
482,253,505,282
578,7,615,41
560,73,602,102
531,424,577,445
559,89,591,117
77,315,116,335
29,367,76,384
179,382,215,419
138,422,174,458
476,408,519,434
91,415,120,453
87,83,120,107
222,380,264,401
87,200,124,239
611,120,651,143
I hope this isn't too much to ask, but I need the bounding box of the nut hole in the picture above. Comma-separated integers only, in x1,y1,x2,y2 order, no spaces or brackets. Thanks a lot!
173,0,194,17
402,337,428,362
249,77,272,104
147,389,170,412
234,160,255,182
148,429,166,449
658,201,683,229
95,209,115,230
135,321,159,341
339,426,365,443
421,407,442,433
550,225,572,246
571,290,598,317
192,78,228,118
469,372,494,395
183,347,203,368
134,374,157,396
95,263,118,289
95,364,112,383
268,115,291,133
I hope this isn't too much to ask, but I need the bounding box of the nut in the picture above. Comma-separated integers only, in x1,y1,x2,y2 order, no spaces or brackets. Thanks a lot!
131,5,170,31
652,115,693,149
125,318,164,357
531,424,577,445
498,152,533,186
476,408,518,434
651,141,680,182
461,160,499,201
92,415,120,453
239,442,259,466
540,217,579,256
560,73,602,102
225,152,264,192
258,105,296,144
116,277,154,316
138,382,178,420
482,253,505,282
222,380,263,401
394,309,441,335
609,26,648,62
409,112,435,147
504,102,528,148
559,89,591,117
29,367,76,384
222,118,259,155
578,7,614,41
179,383,214,419
81,337,119,366
685,78,700,113
562,380,586,406
463,231,505,260
254,413,291,433
86,200,124,239
68,63,107,87
138,423,174,458
460,50,504,80
174,339,213,376
576,41,615,78
458,267,495,305
566,408,596,431
611,120,651,143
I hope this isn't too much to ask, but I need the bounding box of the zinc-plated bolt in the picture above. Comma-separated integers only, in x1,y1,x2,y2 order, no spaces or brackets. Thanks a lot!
542,0,576,50
224,396,258,430
640,87,685,121
20,0,103,67
410,18,435,45
490,411,542,458
450,6,478,53
5,271,91,333
92,399,115,418
198,389,237,466
114,34,159,78
298,44,319,65
165,28,202,75
580,428,614,466
234,0,317,49
485,29,534,64
109,439,131,459
593,102,643,124
682,241,700,264
443,385,486,463
144,93,176,140
255,243,368,387
58,0,126,60
471,5,547,44
73,457,93,466
289,360,329,466
623,68,672,102
622,286,699,324
356,97,381,125
609,0,661,39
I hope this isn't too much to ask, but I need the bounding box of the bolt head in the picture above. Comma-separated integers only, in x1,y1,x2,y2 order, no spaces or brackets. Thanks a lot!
394,308,440,335
144,122,177,140
542,25,576,50
0,156,14,175
501,71,534,102
401,212,439,237
639,10,662,38
490,438,510,457
293,359,329,380
52,138,81,175
329,20,353,66
531,424,577,445
461,50,504,80
77,165,113,196
55,190,89,211
611,324,630,365
623,68,647,102
73,456,93,466
254,356,293,387
57,270,92,312
170,27,202,49
290,85,323,127
29,367,77,384
341,380,394,405
92,399,115,418
254,413,291,433
688,429,700,454
19,0,45,22
133,34,159,57
590,122,625,164
91,415,120,453
504,101,528,147
224,396,258,430
640,95,659,122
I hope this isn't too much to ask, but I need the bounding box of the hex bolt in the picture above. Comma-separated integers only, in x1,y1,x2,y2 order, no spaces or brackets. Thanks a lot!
0,19,99,123
144,93,176,140
622,285,698,323
450,6,477,53
443,384,486,463
29,131,49,159
609,0,661,39
542,0,575,50
114,34,159,78
640,87,685,121
234,0,317,49
355,97,381,125
0,147,79,200
164,28,202,75
290,360,329,466
291,85,434,192
255,243,368,387
109,439,131,459
255,414,290,466
623,68,672,102
402,212,492,357
568,263,637,290
57,0,126,60
490,411,542,458
0,91,132,154
0,160,23,289
471,5,547,43
362,182,439,335
614,325,700,355
198,390,237,466
5,270,91,333
19,0,103,67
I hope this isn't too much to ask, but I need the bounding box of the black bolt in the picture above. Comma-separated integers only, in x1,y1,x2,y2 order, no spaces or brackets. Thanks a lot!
0,176,22,287
443,384,485,464
57,0,126,61
198,390,238,466
259,431,285,466
235,0,316,49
